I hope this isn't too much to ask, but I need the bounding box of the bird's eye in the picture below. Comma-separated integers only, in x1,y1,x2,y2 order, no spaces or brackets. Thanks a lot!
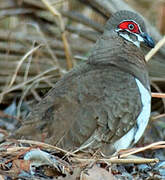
118,21,140,34
128,24,134,30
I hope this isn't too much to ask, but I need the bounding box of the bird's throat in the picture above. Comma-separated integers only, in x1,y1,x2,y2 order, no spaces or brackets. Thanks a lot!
118,32,143,48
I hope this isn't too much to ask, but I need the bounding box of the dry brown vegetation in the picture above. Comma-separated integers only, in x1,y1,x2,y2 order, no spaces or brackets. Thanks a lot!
0,0,165,179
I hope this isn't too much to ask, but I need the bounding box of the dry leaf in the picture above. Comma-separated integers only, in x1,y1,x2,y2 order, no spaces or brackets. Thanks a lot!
80,165,115,180
11,159,31,174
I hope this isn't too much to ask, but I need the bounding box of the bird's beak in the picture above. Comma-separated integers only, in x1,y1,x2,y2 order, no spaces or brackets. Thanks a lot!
140,32,155,48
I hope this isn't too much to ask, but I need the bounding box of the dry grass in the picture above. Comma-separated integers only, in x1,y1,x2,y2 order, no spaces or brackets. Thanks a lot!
0,0,165,178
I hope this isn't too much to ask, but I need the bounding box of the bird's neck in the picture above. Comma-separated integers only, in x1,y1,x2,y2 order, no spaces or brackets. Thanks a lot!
88,31,149,90
89,31,146,67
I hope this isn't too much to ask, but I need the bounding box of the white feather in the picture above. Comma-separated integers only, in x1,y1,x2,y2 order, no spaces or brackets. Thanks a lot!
134,78,151,143
119,33,140,47
114,78,151,150
114,125,135,150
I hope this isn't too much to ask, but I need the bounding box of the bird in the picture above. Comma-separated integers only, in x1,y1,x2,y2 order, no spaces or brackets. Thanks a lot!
12,10,155,155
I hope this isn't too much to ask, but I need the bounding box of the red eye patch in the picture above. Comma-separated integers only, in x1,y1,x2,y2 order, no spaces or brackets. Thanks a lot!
118,21,141,34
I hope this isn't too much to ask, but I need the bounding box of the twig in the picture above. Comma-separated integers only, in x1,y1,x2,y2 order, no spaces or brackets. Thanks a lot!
17,139,78,157
151,82,165,111
41,0,73,70
116,141,165,158
152,113,165,120
0,44,43,103
66,25,99,41
0,8,35,18
8,44,43,89
152,92,165,98
73,157,158,164
16,75,52,119
145,36,165,61
61,32,73,69
151,77,165,82
31,89,42,101
24,42,35,82
28,22,61,67
61,11,104,32
0,67,58,97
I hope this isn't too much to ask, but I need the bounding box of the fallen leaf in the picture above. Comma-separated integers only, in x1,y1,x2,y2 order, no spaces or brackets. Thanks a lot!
80,165,115,180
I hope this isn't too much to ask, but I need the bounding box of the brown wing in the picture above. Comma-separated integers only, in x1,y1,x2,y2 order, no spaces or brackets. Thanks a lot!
13,63,142,153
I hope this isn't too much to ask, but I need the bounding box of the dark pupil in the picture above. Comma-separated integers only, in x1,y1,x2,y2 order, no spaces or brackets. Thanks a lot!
128,24,134,30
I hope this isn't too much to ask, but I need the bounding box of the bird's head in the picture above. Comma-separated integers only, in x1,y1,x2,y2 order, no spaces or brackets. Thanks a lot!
105,10,155,48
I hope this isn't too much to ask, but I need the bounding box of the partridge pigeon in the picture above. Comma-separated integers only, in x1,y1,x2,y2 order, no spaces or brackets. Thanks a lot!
12,10,155,155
